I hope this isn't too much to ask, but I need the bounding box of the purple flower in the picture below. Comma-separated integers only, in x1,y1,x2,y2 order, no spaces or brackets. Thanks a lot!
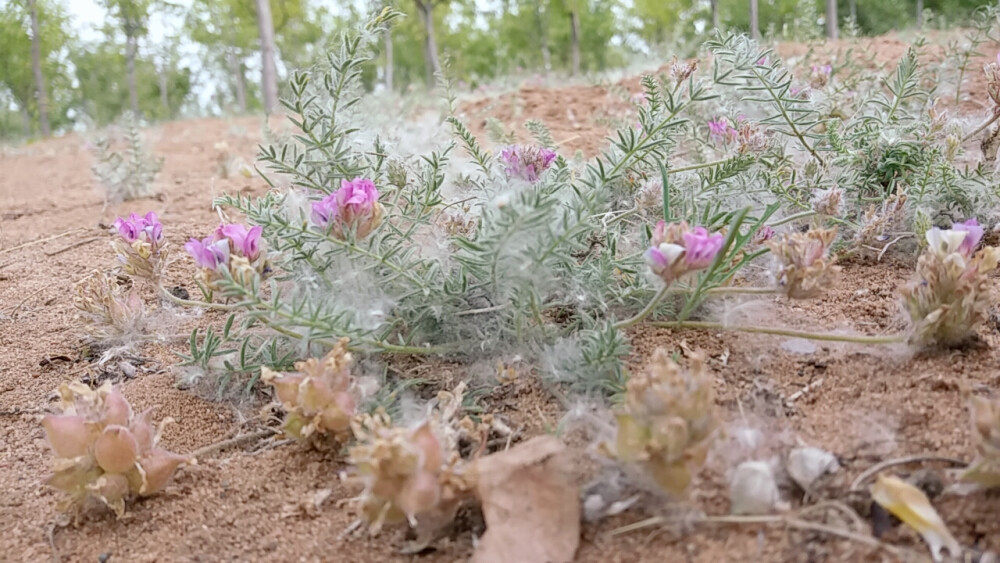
184,236,230,271
500,145,557,183
217,224,263,261
113,211,163,247
682,227,724,268
811,64,832,75
311,178,380,229
752,225,775,245
756,56,768,66
707,119,737,143
953,218,984,256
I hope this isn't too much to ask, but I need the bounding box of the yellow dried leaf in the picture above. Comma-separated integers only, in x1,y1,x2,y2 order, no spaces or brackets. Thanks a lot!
870,474,960,562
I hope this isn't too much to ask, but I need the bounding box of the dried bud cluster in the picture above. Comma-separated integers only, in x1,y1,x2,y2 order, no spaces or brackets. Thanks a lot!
811,187,843,217
644,220,724,284
347,383,481,531
184,222,270,293
261,338,359,446
111,211,168,281
736,122,770,155
42,382,189,518
669,56,698,84
809,64,832,89
611,350,716,495
900,220,1000,347
73,270,145,339
766,228,840,298
855,193,907,246
960,394,1000,488
311,177,386,240
985,53,1000,107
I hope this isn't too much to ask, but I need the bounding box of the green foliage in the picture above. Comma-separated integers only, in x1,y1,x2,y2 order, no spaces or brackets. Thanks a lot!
90,112,163,202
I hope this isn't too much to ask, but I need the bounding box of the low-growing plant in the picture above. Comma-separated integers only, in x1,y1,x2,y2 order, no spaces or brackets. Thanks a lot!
90,112,163,203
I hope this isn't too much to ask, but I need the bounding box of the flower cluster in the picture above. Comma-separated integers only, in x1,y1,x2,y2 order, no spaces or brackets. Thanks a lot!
708,118,738,144
960,394,1000,488
111,211,168,281
261,338,359,447
73,270,145,340
42,382,189,518
812,186,843,217
610,350,716,495
735,122,769,155
900,220,1000,347
644,220,724,283
184,222,268,293
499,145,557,183
311,177,385,239
347,383,480,531
809,64,832,88
669,56,698,84
766,228,840,298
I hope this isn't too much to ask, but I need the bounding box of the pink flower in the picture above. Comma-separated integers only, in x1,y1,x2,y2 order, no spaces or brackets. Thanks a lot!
311,178,380,229
752,226,775,245
184,236,230,271
113,212,163,248
811,64,832,75
707,119,737,143
756,56,768,66
953,218,984,257
500,145,557,183
645,221,723,282
217,224,263,261
682,227,724,269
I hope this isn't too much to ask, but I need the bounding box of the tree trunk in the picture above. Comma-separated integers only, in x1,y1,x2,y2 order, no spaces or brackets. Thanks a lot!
228,51,248,113
535,0,551,73
28,0,49,136
125,34,139,115
826,0,838,40
415,0,442,86
711,0,720,30
383,26,394,91
569,7,581,76
849,0,857,26
749,0,759,40
255,0,280,114
916,0,923,28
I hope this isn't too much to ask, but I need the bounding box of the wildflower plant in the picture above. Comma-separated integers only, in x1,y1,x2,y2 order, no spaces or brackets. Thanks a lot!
960,394,1000,488
184,222,269,298
41,382,190,518
90,112,163,203
900,220,1000,347
766,228,841,299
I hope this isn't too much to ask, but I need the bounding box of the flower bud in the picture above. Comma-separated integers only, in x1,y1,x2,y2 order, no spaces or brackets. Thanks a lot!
42,415,92,459
139,448,189,495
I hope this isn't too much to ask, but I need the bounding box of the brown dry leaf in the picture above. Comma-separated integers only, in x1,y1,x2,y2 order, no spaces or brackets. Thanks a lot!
471,436,580,563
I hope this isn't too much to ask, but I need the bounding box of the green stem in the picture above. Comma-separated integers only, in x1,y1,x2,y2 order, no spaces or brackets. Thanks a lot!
667,158,732,175
614,284,671,330
749,66,825,167
768,210,817,228
652,320,907,344
158,286,235,311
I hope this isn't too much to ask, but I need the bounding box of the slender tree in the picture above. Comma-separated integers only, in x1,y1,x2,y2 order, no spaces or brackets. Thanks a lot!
102,0,152,116
826,0,838,39
710,0,720,29
28,0,49,136
916,0,923,28
255,0,279,114
749,0,759,40
413,0,442,85
534,0,551,73
568,3,580,75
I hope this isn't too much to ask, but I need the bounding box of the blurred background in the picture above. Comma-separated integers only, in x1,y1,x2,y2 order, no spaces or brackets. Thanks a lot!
0,0,996,139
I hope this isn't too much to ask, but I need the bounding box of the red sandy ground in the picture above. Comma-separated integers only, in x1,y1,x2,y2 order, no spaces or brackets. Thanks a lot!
1,33,998,562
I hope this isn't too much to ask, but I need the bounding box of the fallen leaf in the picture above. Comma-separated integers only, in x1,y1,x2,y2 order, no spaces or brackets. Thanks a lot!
871,474,961,562
471,436,580,563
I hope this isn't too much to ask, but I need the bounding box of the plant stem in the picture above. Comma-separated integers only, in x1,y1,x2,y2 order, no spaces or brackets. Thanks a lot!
768,210,817,228
158,285,235,311
962,110,1000,143
664,285,778,296
614,284,671,329
667,158,732,175
652,320,907,344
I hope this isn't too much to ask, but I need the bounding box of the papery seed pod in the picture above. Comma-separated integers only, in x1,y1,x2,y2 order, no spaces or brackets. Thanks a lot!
139,448,190,495
93,425,139,474
730,460,780,515
42,415,93,459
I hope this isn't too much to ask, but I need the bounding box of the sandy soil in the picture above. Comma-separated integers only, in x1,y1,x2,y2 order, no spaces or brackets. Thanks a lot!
1,33,999,562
